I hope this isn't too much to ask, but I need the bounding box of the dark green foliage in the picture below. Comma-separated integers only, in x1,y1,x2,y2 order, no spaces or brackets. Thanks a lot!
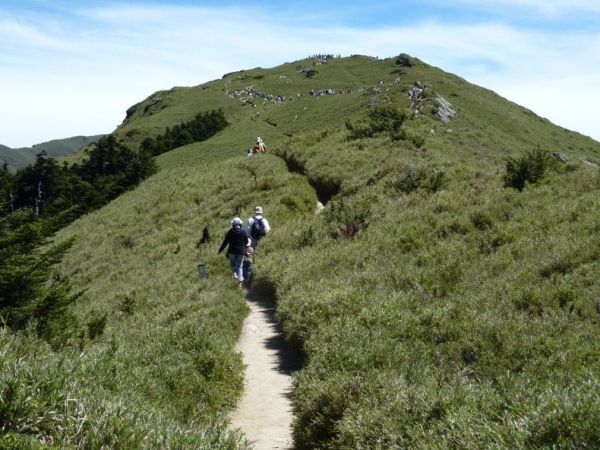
326,196,371,239
304,69,318,79
0,217,79,348
396,53,414,67
295,226,316,249
346,105,406,140
140,109,228,156
0,163,15,214
0,136,155,347
9,138,156,218
377,157,447,194
87,311,107,340
503,148,551,191
196,226,211,247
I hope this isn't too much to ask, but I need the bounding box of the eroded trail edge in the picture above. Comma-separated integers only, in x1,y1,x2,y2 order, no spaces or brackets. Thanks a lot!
229,286,301,449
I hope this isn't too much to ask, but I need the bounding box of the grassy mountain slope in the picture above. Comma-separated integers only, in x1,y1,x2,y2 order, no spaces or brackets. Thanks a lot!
33,135,105,158
0,135,104,171
0,144,34,170
6,55,600,448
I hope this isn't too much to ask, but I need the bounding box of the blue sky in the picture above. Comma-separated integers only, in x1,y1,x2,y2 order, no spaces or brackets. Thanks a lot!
1,0,599,147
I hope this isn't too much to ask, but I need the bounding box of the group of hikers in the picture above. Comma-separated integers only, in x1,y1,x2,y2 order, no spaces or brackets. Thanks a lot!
218,206,271,289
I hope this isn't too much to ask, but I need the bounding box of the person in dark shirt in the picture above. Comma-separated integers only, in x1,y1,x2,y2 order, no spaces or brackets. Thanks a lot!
218,217,250,287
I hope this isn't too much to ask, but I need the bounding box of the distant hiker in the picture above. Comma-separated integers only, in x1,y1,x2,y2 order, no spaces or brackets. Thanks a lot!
248,137,266,155
246,206,271,249
218,217,251,288
256,137,266,154
242,245,254,289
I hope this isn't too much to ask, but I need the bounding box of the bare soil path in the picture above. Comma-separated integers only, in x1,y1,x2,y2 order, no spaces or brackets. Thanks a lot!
229,285,301,449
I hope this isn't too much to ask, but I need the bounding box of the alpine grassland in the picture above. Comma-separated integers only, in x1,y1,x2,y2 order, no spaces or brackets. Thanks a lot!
2,55,600,448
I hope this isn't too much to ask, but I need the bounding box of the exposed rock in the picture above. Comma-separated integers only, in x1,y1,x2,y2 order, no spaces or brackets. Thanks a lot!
407,82,424,115
314,201,324,214
550,152,570,163
435,95,458,123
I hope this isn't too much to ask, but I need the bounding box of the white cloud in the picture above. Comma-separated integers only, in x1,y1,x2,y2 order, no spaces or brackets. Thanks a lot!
445,0,600,17
0,4,599,147
0,17,73,51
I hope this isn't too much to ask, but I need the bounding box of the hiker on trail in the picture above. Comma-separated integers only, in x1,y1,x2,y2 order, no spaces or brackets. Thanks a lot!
248,137,266,155
218,217,251,287
246,206,271,249
242,245,254,289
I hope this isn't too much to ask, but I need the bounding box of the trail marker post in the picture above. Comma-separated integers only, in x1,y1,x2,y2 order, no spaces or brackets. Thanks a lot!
198,263,206,280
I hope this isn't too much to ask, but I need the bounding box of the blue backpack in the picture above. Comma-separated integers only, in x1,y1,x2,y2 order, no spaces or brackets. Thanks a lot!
251,218,267,238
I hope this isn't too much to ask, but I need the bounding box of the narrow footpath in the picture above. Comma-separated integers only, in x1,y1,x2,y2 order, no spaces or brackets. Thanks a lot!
229,285,301,449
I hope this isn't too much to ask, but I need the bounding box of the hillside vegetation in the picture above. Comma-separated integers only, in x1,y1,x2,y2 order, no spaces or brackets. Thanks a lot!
2,55,600,448
0,135,104,171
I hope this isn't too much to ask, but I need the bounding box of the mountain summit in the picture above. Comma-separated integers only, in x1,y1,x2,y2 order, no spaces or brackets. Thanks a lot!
2,54,599,449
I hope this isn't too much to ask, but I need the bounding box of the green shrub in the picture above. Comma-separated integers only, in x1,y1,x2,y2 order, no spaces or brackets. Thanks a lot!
86,311,107,340
503,148,552,191
346,106,406,140
378,159,447,195
396,53,414,67
326,196,371,239
281,195,306,212
295,226,316,249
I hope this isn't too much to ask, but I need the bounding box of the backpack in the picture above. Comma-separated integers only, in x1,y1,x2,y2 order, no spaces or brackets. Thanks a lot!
251,218,267,238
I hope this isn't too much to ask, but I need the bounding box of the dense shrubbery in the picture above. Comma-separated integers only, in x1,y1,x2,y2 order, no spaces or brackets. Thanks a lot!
0,109,226,344
6,136,156,218
0,329,245,449
346,105,406,140
262,126,600,449
503,148,553,191
0,218,78,348
0,137,155,346
141,109,228,156
375,156,447,194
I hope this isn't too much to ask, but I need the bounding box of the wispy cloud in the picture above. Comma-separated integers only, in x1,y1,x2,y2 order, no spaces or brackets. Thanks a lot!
438,0,600,17
0,2,598,146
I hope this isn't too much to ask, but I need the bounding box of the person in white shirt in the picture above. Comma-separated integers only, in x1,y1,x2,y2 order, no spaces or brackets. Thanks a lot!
246,206,271,248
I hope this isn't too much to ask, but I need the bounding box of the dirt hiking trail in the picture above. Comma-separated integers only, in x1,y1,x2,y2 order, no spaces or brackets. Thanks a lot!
229,284,301,449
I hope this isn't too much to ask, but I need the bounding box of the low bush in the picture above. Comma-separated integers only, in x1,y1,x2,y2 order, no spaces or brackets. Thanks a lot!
346,105,406,140
503,148,552,191
326,196,371,239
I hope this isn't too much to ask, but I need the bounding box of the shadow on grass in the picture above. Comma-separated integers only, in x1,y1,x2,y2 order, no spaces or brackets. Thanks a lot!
245,280,303,375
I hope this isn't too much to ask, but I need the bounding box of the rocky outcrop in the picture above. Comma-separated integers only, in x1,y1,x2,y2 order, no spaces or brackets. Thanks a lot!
407,82,424,115
407,82,457,122
550,152,570,163
435,95,458,123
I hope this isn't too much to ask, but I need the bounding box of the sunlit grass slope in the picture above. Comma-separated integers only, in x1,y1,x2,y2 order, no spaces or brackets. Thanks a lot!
98,52,600,447
261,128,600,448
7,154,311,447
7,54,600,448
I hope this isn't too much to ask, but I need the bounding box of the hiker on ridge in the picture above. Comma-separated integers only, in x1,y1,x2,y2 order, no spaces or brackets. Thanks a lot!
255,137,266,154
246,206,271,249
247,137,266,156
218,217,250,288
